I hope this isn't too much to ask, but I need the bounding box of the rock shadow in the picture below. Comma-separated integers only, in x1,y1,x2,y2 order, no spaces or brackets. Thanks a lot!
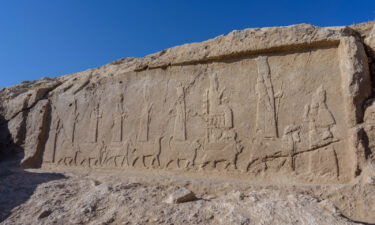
0,114,65,222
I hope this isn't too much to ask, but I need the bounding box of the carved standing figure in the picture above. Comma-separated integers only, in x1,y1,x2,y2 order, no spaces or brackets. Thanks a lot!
138,86,152,142
112,94,126,142
200,73,242,170
282,125,301,172
204,73,233,143
304,86,339,179
174,83,186,141
166,83,200,169
88,101,102,143
255,56,278,139
304,85,336,148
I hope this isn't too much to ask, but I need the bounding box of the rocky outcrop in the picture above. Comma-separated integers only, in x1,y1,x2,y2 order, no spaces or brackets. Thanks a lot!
0,78,61,159
1,22,375,180
0,173,363,225
1,21,375,223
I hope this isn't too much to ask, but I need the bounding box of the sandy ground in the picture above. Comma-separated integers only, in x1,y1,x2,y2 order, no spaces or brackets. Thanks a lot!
1,158,372,225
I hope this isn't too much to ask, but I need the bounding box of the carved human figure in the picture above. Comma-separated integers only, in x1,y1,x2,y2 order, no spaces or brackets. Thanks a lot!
71,99,79,144
57,98,79,145
204,73,233,143
200,73,242,170
246,56,282,173
138,86,152,142
303,86,339,179
112,94,126,142
54,97,81,165
282,125,301,171
45,117,61,163
88,102,102,143
255,56,278,139
304,86,336,148
173,83,186,141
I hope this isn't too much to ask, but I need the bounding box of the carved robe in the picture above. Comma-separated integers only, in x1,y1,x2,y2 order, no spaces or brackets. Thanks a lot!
88,104,100,143
112,97,124,143
138,104,150,142
112,114,123,143
174,86,186,141
255,56,277,139
305,86,335,148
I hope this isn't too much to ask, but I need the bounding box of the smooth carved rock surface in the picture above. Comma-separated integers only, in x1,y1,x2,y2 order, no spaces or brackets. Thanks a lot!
0,23,374,185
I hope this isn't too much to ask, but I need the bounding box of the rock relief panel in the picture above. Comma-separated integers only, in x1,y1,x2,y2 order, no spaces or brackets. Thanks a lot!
43,48,349,183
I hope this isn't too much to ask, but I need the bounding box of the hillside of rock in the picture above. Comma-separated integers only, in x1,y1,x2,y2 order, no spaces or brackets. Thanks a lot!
1,21,375,224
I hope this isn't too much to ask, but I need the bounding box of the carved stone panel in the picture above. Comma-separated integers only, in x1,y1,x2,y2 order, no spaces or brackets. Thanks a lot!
40,26,370,185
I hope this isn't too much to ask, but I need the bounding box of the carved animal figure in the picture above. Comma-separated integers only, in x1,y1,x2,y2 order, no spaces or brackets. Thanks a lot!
78,142,108,168
130,137,163,168
56,141,80,166
165,137,201,169
103,142,130,167
201,141,243,170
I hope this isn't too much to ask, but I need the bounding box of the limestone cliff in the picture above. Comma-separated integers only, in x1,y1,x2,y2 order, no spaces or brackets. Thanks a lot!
1,21,375,224
1,23,375,184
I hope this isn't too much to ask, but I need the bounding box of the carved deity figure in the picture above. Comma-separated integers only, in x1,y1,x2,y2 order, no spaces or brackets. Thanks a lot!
88,102,102,143
138,85,152,142
200,73,242,169
204,73,234,143
303,86,339,179
304,86,336,149
173,83,186,141
112,94,126,142
71,99,79,144
255,56,278,139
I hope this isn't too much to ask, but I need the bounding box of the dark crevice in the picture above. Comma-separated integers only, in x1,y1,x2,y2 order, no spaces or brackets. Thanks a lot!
20,101,52,168
340,212,375,225
0,80,63,163
363,45,375,100
359,127,373,160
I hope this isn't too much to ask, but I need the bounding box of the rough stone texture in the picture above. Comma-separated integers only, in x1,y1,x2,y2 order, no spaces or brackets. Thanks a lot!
364,24,375,53
1,21,375,224
20,99,50,168
0,78,61,158
164,186,197,204
0,167,366,225
32,23,370,184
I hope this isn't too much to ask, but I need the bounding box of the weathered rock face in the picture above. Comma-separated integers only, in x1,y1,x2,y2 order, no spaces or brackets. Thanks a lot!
1,23,375,187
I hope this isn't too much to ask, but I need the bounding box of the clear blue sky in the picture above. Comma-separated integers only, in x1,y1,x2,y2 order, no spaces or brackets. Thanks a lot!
0,0,374,89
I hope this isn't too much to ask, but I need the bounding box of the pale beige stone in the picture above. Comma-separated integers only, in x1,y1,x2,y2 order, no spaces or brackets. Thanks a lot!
1,21,375,224
0,23,372,183
164,186,197,204
25,24,369,185
364,24,375,52
20,99,50,168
